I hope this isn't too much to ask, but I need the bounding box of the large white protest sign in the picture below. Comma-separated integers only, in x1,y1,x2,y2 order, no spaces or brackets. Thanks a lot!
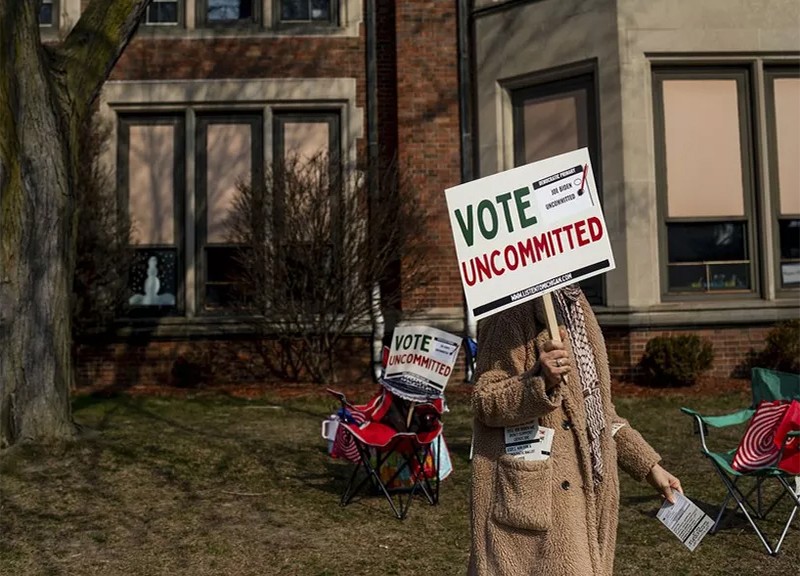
381,325,462,401
445,148,615,321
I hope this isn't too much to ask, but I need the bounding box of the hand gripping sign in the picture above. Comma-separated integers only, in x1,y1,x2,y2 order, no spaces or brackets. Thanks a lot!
445,148,615,335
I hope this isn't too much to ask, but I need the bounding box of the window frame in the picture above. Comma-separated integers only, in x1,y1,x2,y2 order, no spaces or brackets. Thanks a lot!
143,0,183,27
194,113,264,315
274,0,339,29
198,0,261,28
652,66,761,301
764,64,800,295
510,68,605,306
117,114,187,318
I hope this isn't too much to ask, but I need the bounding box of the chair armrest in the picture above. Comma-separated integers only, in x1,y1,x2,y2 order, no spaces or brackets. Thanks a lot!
326,388,348,404
680,407,754,428
680,407,754,455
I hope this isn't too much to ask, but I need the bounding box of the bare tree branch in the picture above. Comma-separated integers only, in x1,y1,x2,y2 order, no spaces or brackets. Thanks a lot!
227,153,434,383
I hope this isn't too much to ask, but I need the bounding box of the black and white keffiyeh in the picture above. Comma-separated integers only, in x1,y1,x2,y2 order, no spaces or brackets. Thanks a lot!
554,286,605,486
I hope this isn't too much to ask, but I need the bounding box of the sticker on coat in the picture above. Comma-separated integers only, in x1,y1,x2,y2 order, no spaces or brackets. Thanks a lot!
504,421,554,461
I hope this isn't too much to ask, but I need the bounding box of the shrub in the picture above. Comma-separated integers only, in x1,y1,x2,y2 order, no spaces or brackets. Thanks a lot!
640,334,715,387
227,153,432,383
747,320,800,374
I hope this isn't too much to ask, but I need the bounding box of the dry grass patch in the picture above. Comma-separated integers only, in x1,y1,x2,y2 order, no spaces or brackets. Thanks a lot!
0,388,797,575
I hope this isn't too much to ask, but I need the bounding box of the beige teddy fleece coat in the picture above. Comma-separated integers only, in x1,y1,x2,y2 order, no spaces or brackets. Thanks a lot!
468,295,661,576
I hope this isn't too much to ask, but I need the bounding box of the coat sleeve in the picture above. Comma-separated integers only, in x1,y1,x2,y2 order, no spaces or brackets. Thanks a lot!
472,307,563,428
609,405,661,482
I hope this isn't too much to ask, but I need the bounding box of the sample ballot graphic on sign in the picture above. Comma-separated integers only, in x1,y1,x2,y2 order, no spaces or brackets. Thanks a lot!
445,148,615,321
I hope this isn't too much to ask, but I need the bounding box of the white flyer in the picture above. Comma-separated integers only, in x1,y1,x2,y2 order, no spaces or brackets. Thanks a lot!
656,491,714,551
504,421,554,461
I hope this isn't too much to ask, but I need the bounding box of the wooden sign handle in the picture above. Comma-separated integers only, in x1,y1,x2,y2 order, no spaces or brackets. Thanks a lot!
541,292,561,343
541,291,568,388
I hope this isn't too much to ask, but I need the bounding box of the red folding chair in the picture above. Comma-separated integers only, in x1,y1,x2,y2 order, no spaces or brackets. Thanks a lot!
327,387,444,519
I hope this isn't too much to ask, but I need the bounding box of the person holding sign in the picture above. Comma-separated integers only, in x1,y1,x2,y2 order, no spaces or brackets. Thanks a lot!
467,286,682,576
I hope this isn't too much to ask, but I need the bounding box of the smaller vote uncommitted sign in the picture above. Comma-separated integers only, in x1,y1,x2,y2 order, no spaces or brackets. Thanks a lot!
445,148,615,321
384,325,462,392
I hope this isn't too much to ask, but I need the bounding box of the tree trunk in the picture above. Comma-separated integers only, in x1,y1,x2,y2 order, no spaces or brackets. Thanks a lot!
0,0,151,446
0,1,77,445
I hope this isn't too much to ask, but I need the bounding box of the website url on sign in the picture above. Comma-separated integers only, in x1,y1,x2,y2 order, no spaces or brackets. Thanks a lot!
509,273,573,302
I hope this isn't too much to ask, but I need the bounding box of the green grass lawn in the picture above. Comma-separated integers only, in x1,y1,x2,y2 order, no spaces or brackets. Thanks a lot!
0,387,797,575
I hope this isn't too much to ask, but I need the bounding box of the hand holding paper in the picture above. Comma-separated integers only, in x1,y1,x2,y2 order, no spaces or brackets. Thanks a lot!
646,463,683,504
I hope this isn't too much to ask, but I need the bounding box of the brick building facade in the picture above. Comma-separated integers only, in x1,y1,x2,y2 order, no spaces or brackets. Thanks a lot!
44,0,797,390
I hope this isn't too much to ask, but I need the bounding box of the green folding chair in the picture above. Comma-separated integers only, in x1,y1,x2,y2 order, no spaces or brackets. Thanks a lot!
681,367,800,555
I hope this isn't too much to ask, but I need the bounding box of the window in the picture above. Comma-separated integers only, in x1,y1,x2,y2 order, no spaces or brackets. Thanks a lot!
39,0,56,27
118,115,185,316
765,67,800,290
653,68,757,297
273,111,340,307
196,115,262,311
277,0,337,25
203,0,258,24
145,0,180,25
511,71,604,305
115,105,346,320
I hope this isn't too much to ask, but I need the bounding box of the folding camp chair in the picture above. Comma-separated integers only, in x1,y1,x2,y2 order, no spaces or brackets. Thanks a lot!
681,367,800,555
327,387,445,520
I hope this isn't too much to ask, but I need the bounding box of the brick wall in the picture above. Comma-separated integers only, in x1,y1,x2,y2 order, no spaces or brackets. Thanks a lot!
74,336,376,391
604,324,773,381
111,35,367,111
394,0,463,310
75,323,772,391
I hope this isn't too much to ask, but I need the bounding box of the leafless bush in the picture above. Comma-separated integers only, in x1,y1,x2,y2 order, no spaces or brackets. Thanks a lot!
227,153,432,383
72,115,133,332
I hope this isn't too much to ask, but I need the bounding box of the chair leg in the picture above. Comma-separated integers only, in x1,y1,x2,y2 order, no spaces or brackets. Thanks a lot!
711,490,733,533
711,468,777,555
341,443,405,519
716,471,800,556
773,476,800,555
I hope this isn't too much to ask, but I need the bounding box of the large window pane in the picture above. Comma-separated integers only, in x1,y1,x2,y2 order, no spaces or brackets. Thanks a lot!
206,123,252,244
773,78,800,215
197,116,260,312
273,112,340,308
146,0,179,25
205,247,246,309
39,0,54,26
129,125,175,245
519,90,588,164
666,222,750,293
766,70,800,291
778,219,800,288
207,0,254,22
662,79,745,219
667,222,747,263
280,0,333,22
